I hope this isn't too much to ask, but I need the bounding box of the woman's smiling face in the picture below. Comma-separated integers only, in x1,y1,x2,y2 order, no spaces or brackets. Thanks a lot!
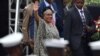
43,9,53,23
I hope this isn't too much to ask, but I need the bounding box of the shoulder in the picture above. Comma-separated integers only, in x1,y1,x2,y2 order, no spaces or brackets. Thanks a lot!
52,2,57,9
38,19,46,29
40,1,45,6
39,18,45,24
52,2,57,6
23,3,34,16
83,6,91,16
67,6,78,14
67,7,74,14
24,3,33,11
84,7,90,13
39,1,46,10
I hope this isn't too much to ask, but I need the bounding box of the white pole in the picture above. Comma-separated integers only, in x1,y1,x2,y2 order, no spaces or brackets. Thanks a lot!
15,0,20,33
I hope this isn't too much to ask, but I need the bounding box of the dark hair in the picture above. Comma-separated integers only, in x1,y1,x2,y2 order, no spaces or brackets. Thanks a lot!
73,0,84,3
32,0,39,3
42,6,54,15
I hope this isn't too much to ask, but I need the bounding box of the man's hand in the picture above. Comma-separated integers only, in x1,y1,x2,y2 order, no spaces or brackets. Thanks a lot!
85,25,95,32
22,38,30,45
22,37,34,45
29,39,34,48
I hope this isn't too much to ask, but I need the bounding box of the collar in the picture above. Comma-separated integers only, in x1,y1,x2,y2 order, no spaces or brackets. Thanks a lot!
65,5,69,10
75,5,84,12
44,0,50,7
44,0,55,12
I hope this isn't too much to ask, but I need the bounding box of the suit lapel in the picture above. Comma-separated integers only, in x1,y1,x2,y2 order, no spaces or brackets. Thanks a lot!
52,3,57,11
73,6,83,24
83,8,91,25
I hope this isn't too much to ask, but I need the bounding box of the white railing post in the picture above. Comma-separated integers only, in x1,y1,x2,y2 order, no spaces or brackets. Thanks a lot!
15,0,20,33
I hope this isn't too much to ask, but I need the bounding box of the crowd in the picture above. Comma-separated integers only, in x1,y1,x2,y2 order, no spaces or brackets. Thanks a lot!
0,0,99,56
21,0,97,56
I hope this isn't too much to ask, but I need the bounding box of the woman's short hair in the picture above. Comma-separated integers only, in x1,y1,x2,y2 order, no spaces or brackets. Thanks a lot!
42,6,54,15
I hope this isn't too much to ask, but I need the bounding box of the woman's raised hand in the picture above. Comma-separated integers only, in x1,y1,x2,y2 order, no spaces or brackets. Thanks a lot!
33,1,40,23
33,1,39,12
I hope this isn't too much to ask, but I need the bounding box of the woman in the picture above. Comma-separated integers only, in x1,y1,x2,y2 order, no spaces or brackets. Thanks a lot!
33,1,60,56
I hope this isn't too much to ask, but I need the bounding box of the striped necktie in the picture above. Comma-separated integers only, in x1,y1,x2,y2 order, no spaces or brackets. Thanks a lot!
80,10,86,35
80,10,86,26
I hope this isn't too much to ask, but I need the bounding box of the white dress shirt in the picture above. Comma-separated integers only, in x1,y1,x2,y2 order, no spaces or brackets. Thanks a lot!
75,5,86,24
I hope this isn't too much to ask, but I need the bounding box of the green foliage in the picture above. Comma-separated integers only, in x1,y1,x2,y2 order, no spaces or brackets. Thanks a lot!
91,32,100,41
85,0,100,6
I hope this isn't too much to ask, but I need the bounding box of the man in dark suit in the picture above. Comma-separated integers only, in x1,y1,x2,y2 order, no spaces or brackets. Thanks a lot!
64,0,96,56
38,0,63,37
